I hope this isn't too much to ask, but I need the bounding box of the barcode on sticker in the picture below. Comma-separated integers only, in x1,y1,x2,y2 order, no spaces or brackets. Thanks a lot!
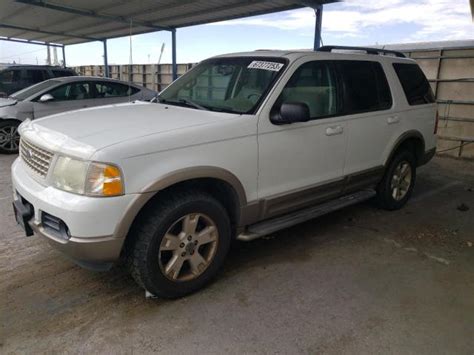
247,61,284,72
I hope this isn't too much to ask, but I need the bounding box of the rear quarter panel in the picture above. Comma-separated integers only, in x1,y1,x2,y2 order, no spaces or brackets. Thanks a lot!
381,58,437,164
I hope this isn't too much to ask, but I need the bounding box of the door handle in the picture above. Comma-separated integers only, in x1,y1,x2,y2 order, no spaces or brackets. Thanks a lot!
326,125,343,136
387,116,400,124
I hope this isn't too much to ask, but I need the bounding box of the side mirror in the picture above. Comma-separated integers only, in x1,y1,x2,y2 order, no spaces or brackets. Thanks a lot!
38,94,54,103
271,102,310,125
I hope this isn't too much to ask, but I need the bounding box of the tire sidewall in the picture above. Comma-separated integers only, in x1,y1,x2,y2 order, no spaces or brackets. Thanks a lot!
379,150,416,210
140,197,231,298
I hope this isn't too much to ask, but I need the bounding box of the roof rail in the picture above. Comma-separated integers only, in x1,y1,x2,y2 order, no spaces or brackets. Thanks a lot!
317,45,406,58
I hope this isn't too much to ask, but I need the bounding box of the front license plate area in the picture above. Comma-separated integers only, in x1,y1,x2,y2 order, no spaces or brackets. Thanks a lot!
13,198,34,237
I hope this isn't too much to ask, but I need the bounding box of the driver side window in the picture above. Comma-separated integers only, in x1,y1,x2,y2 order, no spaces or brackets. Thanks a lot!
276,61,339,119
46,82,92,101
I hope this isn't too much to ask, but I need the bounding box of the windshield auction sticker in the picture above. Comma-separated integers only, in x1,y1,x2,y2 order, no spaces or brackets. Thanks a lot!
247,61,284,71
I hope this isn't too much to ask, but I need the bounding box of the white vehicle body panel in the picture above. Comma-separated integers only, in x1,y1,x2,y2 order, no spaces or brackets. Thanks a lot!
10,49,438,267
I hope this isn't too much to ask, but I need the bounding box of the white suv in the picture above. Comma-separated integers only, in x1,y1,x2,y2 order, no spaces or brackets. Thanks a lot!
12,46,437,298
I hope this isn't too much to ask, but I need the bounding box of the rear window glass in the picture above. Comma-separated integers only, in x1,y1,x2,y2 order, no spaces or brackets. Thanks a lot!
338,61,392,114
393,63,435,105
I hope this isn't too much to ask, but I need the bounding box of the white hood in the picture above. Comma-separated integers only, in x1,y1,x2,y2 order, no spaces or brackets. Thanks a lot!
19,101,232,159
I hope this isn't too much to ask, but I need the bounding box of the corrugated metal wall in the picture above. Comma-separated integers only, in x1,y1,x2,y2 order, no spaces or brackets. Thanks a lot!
74,63,195,92
74,45,474,159
406,47,474,159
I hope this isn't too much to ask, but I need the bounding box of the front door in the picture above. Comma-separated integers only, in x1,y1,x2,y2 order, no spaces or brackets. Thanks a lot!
257,59,347,218
33,81,96,118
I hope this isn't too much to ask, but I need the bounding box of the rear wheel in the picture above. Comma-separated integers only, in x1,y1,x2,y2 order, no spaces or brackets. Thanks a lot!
377,150,416,210
128,190,231,298
0,120,20,154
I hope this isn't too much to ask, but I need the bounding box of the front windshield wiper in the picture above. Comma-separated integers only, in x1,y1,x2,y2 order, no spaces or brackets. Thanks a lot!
155,96,207,111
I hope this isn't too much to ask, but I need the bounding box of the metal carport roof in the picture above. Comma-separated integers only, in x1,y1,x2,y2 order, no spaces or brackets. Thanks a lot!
0,0,339,77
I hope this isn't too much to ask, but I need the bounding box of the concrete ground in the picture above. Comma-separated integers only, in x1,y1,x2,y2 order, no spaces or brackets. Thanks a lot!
0,154,473,354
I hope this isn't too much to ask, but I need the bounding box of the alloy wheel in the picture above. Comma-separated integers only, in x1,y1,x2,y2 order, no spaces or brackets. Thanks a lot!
390,161,412,201
0,125,20,152
158,213,219,282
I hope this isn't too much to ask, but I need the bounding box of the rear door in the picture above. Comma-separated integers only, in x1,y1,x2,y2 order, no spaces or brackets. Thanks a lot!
338,60,396,184
33,81,96,117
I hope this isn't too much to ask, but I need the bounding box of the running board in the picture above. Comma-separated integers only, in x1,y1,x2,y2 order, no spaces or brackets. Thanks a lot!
237,189,376,242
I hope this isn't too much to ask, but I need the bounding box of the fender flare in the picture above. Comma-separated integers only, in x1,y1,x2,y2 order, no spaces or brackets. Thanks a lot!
384,130,425,167
114,166,247,240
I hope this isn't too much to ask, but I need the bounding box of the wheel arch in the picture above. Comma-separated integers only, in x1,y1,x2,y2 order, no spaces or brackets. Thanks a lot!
385,130,425,167
115,166,247,248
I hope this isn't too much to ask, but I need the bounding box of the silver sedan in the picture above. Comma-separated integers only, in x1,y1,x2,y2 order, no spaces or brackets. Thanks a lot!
0,76,158,153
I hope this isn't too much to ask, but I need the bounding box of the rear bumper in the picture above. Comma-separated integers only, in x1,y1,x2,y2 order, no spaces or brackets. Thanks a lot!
418,147,436,166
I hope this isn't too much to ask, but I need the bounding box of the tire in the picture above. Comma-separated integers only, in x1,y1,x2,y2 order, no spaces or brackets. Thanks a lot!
376,149,416,210
128,190,232,298
0,120,21,154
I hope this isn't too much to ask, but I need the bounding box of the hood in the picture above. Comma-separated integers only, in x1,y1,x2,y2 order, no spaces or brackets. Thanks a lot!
0,98,17,108
20,101,234,159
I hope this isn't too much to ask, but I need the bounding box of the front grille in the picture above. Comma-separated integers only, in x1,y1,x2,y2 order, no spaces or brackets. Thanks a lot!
20,138,54,178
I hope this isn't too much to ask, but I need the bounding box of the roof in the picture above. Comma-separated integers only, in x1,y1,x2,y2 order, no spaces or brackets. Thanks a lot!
215,48,415,62
0,0,338,46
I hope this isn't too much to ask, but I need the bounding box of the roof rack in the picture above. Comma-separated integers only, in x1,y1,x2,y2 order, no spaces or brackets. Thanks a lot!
317,45,406,58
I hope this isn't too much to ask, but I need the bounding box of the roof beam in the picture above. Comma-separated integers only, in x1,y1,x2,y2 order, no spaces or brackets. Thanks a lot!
15,0,172,32
0,37,63,47
0,23,101,41
153,0,270,24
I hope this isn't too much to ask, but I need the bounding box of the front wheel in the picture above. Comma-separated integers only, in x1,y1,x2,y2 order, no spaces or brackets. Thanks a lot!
377,150,416,210
128,190,231,298
0,120,21,154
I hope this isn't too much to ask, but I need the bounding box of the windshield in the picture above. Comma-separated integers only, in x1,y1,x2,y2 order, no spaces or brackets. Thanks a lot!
159,57,287,114
10,80,59,101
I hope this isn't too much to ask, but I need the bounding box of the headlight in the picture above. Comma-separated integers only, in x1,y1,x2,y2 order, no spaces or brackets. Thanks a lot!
51,156,124,197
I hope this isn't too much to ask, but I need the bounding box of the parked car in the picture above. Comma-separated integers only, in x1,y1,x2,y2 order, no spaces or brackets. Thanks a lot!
0,65,77,98
0,76,158,153
12,47,437,298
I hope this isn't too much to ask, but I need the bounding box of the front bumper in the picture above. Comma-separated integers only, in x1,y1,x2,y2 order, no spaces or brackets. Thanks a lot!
11,158,137,269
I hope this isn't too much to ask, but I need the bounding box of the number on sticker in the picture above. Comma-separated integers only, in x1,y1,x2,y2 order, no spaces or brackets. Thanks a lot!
247,61,284,72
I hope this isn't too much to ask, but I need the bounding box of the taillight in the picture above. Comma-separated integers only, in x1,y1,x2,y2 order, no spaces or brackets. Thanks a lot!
434,111,439,134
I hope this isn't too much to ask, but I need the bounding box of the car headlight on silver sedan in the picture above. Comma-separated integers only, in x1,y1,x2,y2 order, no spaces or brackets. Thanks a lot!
51,156,124,197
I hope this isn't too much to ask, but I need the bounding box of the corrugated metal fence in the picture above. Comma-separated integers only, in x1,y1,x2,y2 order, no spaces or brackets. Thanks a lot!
74,63,194,92
405,47,474,159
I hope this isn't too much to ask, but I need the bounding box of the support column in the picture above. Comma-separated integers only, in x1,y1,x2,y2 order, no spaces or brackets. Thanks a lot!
103,39,110,77
62,45,66,67
171,29,177,81
313,4,323,50
46,43,51,65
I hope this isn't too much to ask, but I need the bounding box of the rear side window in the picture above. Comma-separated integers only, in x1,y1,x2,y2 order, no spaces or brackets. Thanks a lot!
25,69,48,84
338,61,392,114
393,63,435,105
0,69,21,83
52,70,75,77
93,82,139,97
